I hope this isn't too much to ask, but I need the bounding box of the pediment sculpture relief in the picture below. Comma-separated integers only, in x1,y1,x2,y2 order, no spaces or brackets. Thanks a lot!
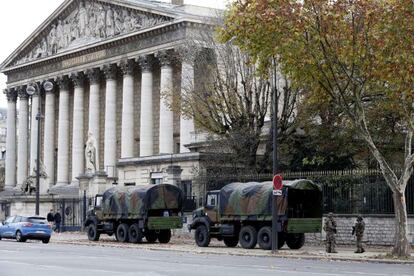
14,0,171,66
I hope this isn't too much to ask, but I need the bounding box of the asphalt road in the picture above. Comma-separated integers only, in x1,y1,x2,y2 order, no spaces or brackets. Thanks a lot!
0,240,413,276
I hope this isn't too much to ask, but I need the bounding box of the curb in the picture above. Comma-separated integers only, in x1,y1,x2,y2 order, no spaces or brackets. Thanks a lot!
51,239,414,265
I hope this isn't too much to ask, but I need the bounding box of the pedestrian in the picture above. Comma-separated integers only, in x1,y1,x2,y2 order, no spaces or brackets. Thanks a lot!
323,212,337,253
54,211,62,233
352,215,365,253
47,209,55,225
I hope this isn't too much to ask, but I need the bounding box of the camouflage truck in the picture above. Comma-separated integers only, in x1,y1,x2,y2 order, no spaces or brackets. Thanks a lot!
189,180,322,250
85,184,183,244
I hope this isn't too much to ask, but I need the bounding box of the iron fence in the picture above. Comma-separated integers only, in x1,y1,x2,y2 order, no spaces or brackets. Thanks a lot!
55,194,94,232
198,170,414,215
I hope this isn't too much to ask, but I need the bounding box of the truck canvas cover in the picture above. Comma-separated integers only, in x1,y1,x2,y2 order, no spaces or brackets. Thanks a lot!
102,184,183,219
219,180,321,217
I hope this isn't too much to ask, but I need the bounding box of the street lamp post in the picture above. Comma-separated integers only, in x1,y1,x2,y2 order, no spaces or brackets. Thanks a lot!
26,81,54,216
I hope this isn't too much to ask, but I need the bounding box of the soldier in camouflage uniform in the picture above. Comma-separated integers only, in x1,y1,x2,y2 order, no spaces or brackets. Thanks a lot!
352,215,365,253
323,212,337,253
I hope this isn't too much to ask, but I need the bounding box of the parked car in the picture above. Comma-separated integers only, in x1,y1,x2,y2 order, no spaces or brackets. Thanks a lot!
0,216,53,243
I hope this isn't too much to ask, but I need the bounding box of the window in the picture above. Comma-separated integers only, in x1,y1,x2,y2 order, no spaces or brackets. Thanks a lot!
207,194,218,207
150,172,163,185
5,216,14,224
13,216,22,223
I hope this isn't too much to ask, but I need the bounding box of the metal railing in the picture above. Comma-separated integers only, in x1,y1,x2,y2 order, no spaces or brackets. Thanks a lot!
198,170,414,215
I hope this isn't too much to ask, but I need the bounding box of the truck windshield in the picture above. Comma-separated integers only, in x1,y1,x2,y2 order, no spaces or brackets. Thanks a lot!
95,195,103,207
206,194,217,206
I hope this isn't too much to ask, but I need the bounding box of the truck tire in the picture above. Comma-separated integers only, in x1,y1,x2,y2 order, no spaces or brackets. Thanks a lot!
116,223,129,243
286,233,305,250
239,226,257,249
195,225,210,247
223,237,238,247
87,223,100,241
257,226,271,250
128,223,143,243
145,230,158,243
158,229,172,244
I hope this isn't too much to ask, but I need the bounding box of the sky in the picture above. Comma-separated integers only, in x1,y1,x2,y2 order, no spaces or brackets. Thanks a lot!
0,0,230,108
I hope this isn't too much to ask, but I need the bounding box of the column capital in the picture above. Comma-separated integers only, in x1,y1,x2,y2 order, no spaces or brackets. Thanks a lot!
137,55,154,72
119,59,135,76
86,68,101,84
17,87,29,100
4,88,17,102
70,72,85,88
102,64,118,80
56,76,70,91
176,47,196,66
156,50,176,67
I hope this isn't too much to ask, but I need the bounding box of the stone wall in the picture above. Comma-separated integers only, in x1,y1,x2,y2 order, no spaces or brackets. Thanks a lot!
306,215,414,246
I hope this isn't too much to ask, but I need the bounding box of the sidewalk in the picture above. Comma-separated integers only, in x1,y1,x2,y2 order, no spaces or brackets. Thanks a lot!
50,232,414,265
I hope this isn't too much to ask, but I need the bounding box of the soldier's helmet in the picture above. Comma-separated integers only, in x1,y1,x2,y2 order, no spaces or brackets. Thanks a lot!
328,212,334,218
357,215,363,221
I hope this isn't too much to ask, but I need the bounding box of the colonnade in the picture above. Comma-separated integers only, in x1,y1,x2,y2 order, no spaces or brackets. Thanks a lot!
4,50,194,192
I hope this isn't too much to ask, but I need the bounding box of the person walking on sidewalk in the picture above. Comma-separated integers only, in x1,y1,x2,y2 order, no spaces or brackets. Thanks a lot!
47,209,54,225
352,215,365,253
54,211,62,233
324,212,337,253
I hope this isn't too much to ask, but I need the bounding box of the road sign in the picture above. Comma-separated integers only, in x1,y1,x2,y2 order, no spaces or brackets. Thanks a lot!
273,190,282,196
273,174,283,190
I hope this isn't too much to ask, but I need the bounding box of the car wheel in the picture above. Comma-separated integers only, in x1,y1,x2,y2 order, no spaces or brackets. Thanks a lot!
16,231,26,243
239,226,257,249
145,230,158,243
128,223,143,244
42,238,50,244
223,237,239,247
195,225,210,247
116,223,129,243
0,234,2,241
257,226,272,250
87,223,100,241
157,229,172,244
286,233,305,250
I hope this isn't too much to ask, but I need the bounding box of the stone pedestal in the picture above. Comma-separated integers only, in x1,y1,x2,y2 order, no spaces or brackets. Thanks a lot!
78,171,112,197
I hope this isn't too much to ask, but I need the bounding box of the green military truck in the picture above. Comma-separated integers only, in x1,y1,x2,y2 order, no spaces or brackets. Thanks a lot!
85,184,183,243
189,180,322,250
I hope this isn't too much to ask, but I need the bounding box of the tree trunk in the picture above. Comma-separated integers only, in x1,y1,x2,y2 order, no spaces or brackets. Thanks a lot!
391,189,410,257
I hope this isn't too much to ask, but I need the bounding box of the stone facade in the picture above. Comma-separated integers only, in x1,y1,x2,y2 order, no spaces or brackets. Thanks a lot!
306,215,414,245
0,0,218,216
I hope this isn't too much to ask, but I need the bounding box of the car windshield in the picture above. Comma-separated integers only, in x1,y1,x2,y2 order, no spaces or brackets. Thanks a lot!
23,217,47,224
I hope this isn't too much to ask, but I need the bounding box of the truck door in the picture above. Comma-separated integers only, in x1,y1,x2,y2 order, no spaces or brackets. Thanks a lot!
205,192,219,223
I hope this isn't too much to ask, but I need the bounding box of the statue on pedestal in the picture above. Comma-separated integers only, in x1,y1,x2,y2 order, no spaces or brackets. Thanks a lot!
85,132,98,175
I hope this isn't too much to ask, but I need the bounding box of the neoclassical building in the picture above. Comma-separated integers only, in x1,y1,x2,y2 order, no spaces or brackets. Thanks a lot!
0,0,216,215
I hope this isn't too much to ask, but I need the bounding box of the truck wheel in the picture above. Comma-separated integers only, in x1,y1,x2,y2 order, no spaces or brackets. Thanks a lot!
257,226,272,250
195,225,210,247
286,233,305,249
87,224,100,241
145,230,158,243
239,226,257,249
223,237,238,247
158,230,172,244
116,223,129,243
128,224,143,243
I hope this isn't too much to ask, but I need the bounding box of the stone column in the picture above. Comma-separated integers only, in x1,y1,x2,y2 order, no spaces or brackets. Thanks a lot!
86,68,101,170
180,60,195,153
56,77,70,186
103,64,117,177
29,90,40,173
120,60,135,158
70,72,85,183
43,85,55,188
16,88,29,190
4,89,17,191
138,55,154,157
157,51,174,154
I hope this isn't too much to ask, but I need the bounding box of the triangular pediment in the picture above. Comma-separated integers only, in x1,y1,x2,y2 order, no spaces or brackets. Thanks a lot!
3,0,178,69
